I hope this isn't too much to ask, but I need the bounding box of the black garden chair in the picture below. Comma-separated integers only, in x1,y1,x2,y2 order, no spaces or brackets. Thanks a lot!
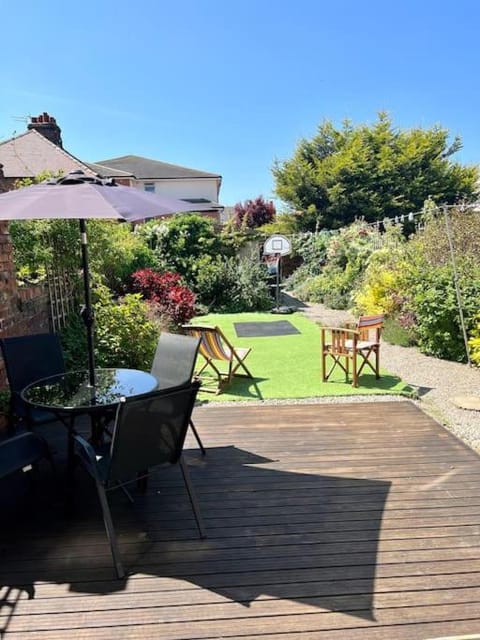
150,331,205,454
74,381,206,579
0,333,66,432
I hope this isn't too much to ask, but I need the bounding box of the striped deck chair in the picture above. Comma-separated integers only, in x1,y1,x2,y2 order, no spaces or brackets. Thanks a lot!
321,314,384,387
182,325,253,393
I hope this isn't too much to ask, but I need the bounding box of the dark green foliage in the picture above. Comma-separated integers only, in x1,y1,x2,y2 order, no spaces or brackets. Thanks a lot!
194,256,272,313
285,230,334,291
60,313,89,371
10,219,156,294
402,208,480,362
136,214,222,287
273,113,479,230
409,266,480,361
292,269,354,310
10,219,81,281
87,221,157,293
60,286,159,371
93,287,158,369
288,223,380,309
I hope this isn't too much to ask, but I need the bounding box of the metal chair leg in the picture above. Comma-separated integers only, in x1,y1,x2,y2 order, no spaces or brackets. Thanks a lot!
179,456,207,539
96,481,125,579
189,419,205,455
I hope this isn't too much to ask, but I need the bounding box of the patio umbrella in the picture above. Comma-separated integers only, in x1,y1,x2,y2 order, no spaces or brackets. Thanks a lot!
0,170,202,386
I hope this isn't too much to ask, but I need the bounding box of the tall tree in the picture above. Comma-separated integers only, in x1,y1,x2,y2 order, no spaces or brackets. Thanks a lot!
272,113,479,230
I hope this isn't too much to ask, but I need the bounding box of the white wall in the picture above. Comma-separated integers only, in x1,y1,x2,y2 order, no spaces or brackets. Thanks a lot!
135,178,220,203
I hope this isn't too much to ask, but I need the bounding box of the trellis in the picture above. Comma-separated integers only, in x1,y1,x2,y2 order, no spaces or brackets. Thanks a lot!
46,267,77,332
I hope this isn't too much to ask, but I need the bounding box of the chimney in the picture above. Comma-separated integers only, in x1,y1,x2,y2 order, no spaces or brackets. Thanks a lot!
27,112,63,148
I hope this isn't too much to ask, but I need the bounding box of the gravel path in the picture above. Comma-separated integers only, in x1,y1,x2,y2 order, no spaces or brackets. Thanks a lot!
301,301,480,454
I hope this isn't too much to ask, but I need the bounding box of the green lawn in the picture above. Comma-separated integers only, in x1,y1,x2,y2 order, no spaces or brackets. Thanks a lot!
192,312,414,403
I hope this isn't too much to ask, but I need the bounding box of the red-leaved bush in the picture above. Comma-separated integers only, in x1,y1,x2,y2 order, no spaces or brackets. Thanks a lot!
131,269,196,326
233,196,276,229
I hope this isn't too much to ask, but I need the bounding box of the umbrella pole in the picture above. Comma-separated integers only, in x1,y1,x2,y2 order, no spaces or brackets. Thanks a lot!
79,219,96,387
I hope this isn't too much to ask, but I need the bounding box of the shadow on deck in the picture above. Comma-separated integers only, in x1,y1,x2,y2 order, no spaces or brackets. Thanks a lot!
1,400,480,639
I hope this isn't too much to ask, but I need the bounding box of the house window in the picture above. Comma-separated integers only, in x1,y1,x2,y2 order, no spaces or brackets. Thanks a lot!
144,183,155,193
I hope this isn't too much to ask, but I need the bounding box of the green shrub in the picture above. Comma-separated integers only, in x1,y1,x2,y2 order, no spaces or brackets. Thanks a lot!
10,218,80,281
194,256,272,313
410,266,480,361
287,222,381,308
61,285,159,371
285,231,333,292
88,221,157,294
10,218,156,296
94,287,158,369
60,313,89,371
293,268,353,309
136,214,222,287
382,317,416,347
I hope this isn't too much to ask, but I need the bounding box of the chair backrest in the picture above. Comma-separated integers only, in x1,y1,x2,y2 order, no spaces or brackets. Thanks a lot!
151,332,201,390
106,382,201,481
0,333,65,415
183,325,232,362
357,315,384,341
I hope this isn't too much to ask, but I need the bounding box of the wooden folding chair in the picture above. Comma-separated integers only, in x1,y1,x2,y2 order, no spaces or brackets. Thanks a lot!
321,314,384,387
182,324,253,393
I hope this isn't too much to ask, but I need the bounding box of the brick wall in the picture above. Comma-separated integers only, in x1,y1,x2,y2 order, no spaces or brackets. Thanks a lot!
0,167,52,388
0,225,50,388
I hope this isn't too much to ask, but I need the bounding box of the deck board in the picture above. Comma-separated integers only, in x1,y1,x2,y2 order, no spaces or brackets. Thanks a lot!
1,400,480,639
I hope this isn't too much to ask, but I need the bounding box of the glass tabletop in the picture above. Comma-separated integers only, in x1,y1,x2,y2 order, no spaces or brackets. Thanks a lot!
21,368,159,412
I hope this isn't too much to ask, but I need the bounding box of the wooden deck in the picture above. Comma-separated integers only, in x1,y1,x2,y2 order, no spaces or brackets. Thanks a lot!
1,400,480,639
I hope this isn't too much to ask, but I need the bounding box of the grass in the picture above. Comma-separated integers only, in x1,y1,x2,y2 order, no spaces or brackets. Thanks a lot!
192,311,414,403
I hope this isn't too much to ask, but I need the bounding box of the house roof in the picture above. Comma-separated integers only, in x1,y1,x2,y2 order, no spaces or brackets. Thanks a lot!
83,161,134,178
93,155,221,180
0,129,94,178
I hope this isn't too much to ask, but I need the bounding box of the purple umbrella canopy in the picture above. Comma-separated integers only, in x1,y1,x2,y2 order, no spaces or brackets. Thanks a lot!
0,172,201,221
0,171,203,386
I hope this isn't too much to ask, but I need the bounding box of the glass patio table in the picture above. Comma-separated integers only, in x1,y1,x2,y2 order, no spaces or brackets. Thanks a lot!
21,368,158,476
22,368,158,414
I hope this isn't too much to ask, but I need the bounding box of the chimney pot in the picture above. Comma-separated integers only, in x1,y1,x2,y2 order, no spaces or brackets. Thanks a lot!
28,112,63,148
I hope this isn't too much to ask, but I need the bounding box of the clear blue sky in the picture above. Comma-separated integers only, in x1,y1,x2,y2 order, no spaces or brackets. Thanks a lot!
2,0,479,208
